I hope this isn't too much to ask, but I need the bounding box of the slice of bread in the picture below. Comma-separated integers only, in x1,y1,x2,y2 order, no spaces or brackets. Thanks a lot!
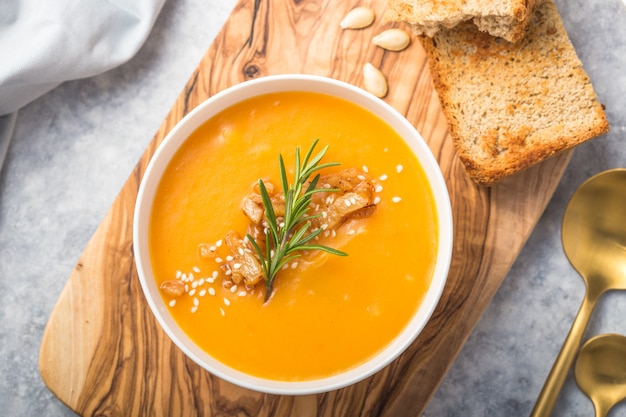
419,0,609,185
384,0,537,43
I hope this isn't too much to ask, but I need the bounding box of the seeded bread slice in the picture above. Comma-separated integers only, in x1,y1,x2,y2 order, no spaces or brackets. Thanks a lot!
419,0,609,186
384,0,537,43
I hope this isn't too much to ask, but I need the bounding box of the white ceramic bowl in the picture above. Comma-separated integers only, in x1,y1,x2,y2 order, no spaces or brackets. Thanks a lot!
133,74,453,395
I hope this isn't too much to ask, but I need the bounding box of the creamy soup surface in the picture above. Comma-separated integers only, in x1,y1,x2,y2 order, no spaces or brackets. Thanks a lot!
149,91,438,381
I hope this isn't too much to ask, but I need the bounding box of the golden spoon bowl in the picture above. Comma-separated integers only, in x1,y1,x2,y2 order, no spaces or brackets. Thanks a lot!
531,169,626,417
575,333,626,417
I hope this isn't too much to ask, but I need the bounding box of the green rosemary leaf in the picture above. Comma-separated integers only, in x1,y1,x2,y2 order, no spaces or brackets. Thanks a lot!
298,245,348,256
279,155,289,197
306,173,321,193
246,233,269,277
247,141,347,302
311,161,342,172
288,222,312,246
258,180,278,239
292,227,322,246
300,187,338,204
294,147,302,186
301,138,319,167
302,143,326,171
274,254,301,274
297,214,323,224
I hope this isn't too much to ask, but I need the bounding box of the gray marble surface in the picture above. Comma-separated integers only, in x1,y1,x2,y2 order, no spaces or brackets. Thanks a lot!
1,0,625,416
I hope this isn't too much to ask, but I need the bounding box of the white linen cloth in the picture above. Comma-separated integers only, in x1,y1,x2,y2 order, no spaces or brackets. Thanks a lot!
0,0,166,168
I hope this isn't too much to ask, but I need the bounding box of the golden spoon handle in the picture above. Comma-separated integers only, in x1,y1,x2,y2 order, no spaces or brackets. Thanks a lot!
530,290,600,417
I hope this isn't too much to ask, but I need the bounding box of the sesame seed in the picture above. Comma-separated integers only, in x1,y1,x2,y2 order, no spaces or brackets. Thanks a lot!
392,196,402,203
224,298,231,306
374,196,381,205
226,255,234,262
207,277,215,284
324,230,330,237
176,270,182,279
212,271,219,279
375,185,383,193
362,165,369,173
233,263,242,270
215,257,223,263
396,164,403,173
291,262,298,269
191,281,198,289
198,278,205,286
331,230,336,237
188,273,194,281
225,269,232,276
209,245,217,252
282,264,289,270
219,308,225,316
321,211,327,218
181,273,187,281
184,284,189,293
192,266,201,273
344,200,351,207
379,174,388,181
169,299,176,307
216,239,223,247
238,291,247,297
209,288,216,296
350,197,357,204
199,289,207,297
357,175,366,180
191,306,198,313
347,229,356,235
238,248,244,256
193,297,199,307
230,285,237,293
189,289,196,296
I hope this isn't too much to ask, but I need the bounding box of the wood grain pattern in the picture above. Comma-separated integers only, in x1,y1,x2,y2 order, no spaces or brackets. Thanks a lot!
39,0,572,415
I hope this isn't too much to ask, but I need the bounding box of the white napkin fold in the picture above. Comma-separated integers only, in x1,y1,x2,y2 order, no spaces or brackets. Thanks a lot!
0,0,166,115
0,0,166,170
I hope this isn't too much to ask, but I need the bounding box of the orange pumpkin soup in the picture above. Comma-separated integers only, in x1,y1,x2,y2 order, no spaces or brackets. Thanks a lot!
149,91,438,381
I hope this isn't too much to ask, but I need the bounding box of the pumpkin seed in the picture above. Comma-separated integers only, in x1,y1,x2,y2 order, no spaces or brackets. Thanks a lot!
340,7,375,29
372,29,411,51
363,63,388,98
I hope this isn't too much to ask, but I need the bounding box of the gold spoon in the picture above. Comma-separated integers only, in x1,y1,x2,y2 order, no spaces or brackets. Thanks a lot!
575,334,626,417
530,169,626,417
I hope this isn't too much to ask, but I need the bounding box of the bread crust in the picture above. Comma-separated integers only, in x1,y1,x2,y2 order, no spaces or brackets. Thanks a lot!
419,0,609,185
384,0,538,43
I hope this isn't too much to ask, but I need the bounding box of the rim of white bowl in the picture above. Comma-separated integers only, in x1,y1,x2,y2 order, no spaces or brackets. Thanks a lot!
133,74,453,395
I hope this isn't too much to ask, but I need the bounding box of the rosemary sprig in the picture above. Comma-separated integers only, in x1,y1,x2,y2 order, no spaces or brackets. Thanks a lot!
247,140,348,302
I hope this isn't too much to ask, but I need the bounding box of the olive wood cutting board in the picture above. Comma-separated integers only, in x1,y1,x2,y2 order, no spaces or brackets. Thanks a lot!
39,0,572,415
